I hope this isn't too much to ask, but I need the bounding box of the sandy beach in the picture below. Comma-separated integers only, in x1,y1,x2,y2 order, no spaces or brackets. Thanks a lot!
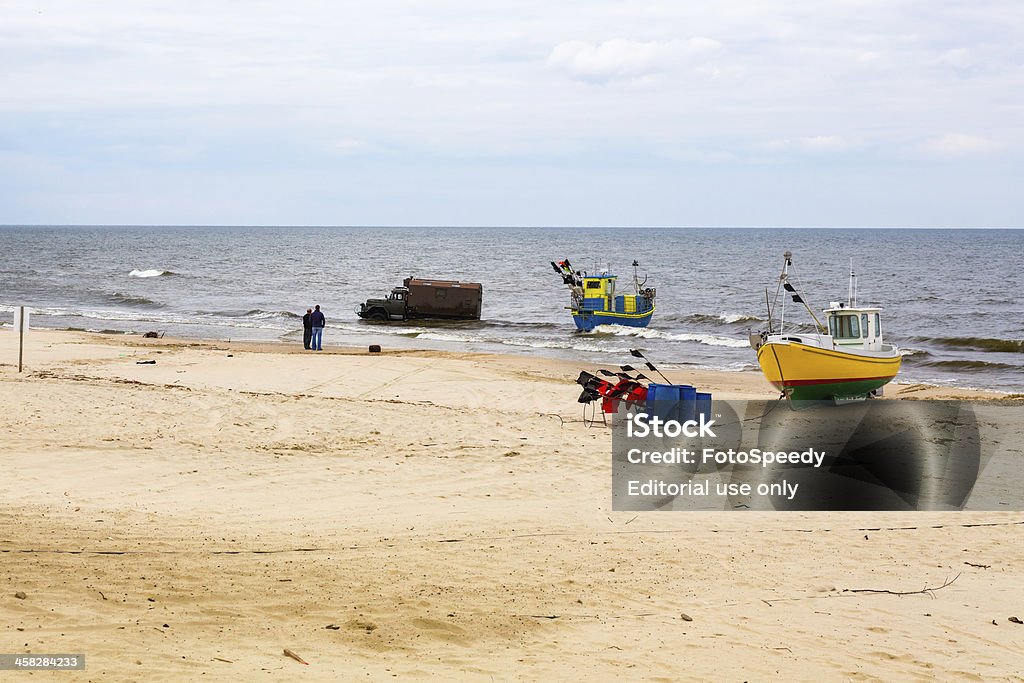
2,328,1023,681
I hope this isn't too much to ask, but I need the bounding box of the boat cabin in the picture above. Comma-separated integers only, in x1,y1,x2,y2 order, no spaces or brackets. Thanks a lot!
578,273,653,315
580,274,616,311
824,302,885,351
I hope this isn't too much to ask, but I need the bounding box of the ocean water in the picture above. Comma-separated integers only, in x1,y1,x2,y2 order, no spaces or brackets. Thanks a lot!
1,226,1021,392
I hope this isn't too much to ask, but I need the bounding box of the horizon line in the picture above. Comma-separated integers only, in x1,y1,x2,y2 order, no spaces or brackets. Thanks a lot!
1,224,1022,230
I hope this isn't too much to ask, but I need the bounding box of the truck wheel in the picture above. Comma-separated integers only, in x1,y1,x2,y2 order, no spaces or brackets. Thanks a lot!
369,309,388,321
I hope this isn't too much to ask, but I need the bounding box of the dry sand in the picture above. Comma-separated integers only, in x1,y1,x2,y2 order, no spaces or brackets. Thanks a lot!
1,329,1022,681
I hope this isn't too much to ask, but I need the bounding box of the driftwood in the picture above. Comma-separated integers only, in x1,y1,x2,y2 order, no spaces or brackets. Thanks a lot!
842,572,960,598
283,648,308,665
761,573,962,606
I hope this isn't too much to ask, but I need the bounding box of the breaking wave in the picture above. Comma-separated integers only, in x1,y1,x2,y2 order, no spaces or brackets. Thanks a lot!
129,269,175,278
589,325,750,347
678,312,763,325
2,305,297,332
108,292,161,307
240,309,302,320
919,359,1018,371
922,336,1024,354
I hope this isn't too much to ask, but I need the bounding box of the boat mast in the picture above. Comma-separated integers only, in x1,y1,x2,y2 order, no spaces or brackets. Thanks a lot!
775,252,791,332
780,273,787,332
631,260,647,295
779,252,827,334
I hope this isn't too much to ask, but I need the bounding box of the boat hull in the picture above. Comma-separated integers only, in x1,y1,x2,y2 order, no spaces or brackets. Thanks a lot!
757,341,901,400
573,307,655,332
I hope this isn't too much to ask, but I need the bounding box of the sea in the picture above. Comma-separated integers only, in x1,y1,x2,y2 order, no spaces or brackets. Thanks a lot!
1,226,1021,393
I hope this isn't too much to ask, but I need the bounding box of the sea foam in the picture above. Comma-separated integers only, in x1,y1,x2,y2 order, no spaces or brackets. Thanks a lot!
129,269,173,278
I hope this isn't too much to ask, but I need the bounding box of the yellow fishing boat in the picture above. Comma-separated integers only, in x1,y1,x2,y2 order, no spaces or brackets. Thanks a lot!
750,252,901,401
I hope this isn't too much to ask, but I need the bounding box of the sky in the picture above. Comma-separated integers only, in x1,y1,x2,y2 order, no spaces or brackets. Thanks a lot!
1,1,1022,227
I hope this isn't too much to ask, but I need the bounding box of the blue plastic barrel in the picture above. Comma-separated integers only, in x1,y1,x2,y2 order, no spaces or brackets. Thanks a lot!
679,385,697,422
646,383,682,422
696,391,713,422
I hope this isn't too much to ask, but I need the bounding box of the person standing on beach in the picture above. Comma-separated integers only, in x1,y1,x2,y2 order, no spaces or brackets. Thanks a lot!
302,308,313,350
310,304,326,351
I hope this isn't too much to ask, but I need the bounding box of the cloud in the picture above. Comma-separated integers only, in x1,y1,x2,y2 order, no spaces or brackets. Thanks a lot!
763,136,851,152
546,37,722,83
0,1,1020,225
855,51,884,67
798,135,850,151
936,48,973,70
328,138,373,154
921,133,999,156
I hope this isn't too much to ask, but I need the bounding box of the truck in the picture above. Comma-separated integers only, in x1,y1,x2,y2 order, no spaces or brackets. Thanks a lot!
356,277,483,321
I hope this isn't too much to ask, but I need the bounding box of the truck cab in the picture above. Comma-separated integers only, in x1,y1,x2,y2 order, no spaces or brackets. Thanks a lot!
358,287,410,321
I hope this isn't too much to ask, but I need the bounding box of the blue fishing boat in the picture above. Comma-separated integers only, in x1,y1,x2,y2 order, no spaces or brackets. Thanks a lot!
551,259,657,332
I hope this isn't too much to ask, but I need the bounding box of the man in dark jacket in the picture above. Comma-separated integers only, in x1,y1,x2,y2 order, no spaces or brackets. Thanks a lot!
302,308,313,350
310,304,326,351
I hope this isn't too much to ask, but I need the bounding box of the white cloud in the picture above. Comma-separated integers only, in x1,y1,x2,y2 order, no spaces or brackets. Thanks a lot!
546,37,722,83
328,138,372,154
763,136,851,152
856,51,883,66
686,37,725,55
0,1,1020,225
798,135,850,151
922,133,999,156
936,48,973,69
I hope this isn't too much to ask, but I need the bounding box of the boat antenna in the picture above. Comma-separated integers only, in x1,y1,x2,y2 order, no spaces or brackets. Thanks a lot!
848,259,857,307
765,287,773,334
